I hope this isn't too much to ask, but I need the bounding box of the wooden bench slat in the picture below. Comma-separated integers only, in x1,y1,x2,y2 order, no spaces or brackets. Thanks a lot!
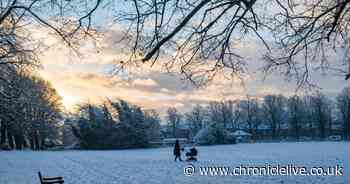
43,177,63,180
38,172,64,184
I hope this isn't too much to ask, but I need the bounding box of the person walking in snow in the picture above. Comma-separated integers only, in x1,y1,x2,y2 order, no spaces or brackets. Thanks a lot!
173,139,182,161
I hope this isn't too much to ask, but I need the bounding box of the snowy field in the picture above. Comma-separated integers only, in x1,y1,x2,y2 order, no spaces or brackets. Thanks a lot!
1,142,349,184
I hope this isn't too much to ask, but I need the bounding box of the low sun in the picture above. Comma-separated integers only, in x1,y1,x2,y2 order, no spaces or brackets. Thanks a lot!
61,94,81,111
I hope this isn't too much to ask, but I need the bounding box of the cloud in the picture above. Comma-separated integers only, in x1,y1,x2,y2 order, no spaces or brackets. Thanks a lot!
34,22,349,117
132,78,158,87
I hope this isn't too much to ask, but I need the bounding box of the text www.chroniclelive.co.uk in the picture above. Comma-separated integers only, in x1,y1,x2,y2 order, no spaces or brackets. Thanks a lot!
183,164,344,177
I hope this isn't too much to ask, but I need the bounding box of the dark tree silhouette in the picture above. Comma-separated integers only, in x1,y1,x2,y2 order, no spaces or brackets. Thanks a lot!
112,0,350,86
337,87,350,140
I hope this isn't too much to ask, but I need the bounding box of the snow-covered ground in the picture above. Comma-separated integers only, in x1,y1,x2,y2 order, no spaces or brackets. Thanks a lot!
0,142,349,184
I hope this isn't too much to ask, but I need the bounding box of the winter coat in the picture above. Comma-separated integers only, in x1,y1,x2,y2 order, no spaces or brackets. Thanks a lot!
173,142,181,156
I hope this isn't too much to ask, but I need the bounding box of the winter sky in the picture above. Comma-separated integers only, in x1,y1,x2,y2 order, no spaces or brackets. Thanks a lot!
34,2,349,114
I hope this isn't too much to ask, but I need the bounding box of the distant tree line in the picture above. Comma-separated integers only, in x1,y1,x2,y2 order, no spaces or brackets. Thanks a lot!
71,100,161,149
166,88,350,144
0,66,62,150
2,79,349,150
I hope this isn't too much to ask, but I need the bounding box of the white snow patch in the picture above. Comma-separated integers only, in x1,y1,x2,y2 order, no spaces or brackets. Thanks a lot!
0,142,349,184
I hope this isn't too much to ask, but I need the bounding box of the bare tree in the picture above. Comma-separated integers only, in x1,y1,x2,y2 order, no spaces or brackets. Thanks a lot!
117,0,263,85
239,96,260,136
231,101,242,130
287,95,306,141
0,0,104,71
265,0,350,86
263,94,287,140
2,1,346,87
309,92,332,140
0,0,106,149
166,107,182,137
185,104,206,136
113,0,350,86
336,87,350,140
207,100,240,129
144,109,162,141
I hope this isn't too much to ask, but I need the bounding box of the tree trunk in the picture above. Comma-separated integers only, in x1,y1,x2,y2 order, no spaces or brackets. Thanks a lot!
346,119,350,140
271,115,277,140
0,121,7,145
29,135,35,150
293,118,300,141
8,133,14,150
14,135,22,150
34,131,40,150
295,125,300,141
319,119,326,140
41,137,45,150
309,121,314,140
